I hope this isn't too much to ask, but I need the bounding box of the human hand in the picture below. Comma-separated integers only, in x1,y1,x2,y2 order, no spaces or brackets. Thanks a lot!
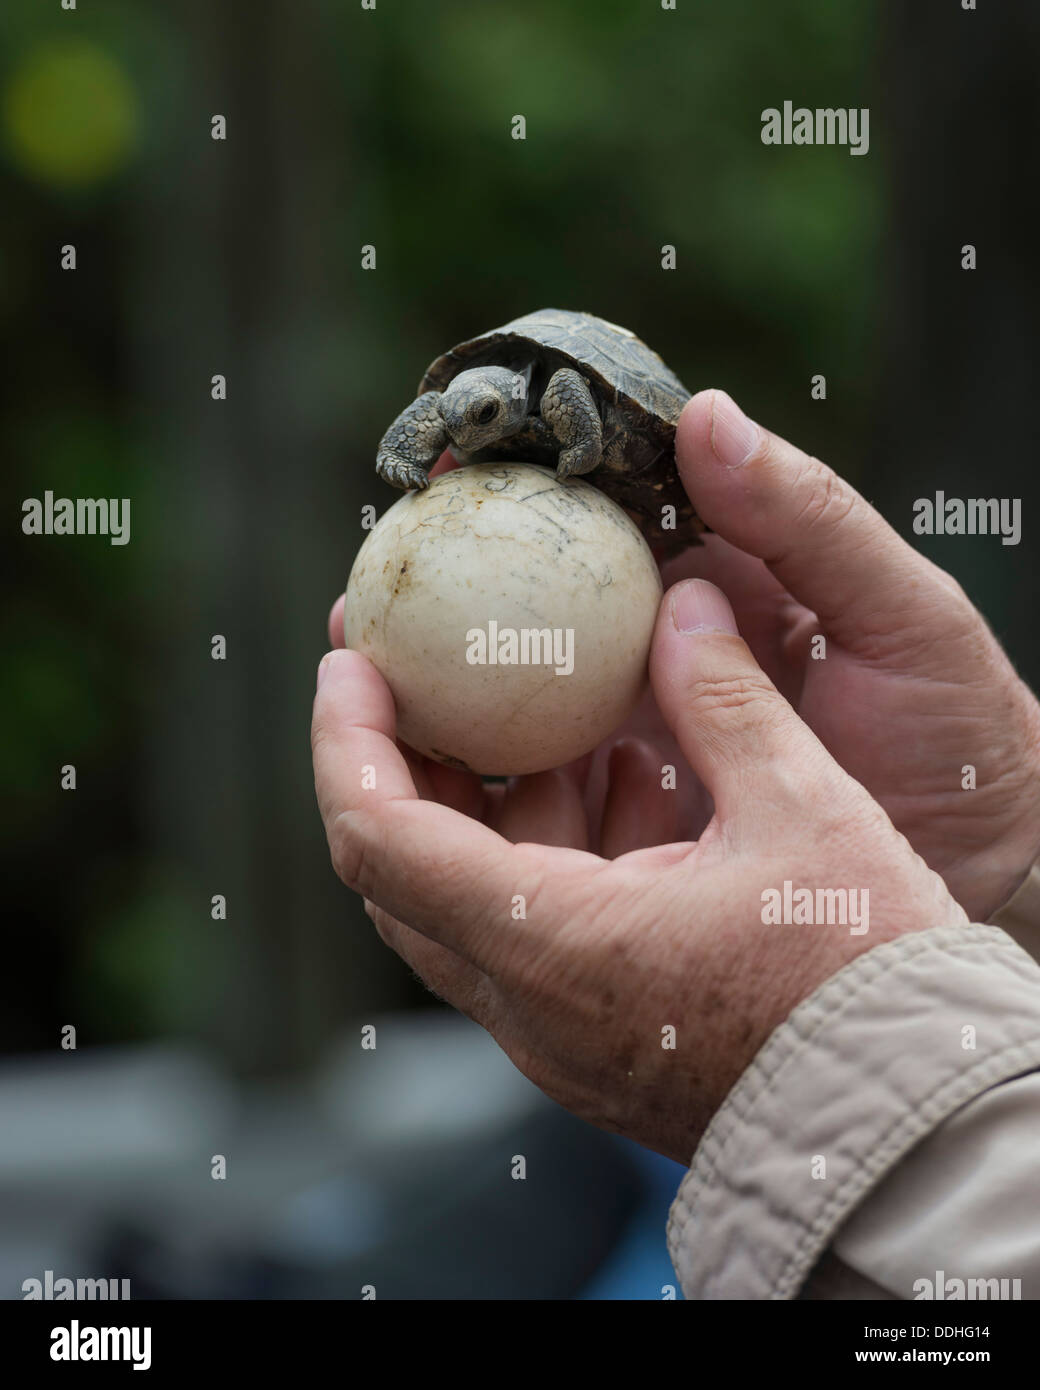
312,593,967,1162
337,399,1040,919
653,390,1040,923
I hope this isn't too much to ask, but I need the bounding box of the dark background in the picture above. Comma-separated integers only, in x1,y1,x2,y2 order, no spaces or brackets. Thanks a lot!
2,0,1037,1299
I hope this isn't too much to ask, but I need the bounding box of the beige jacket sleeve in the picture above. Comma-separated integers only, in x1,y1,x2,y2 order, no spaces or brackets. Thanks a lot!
667,868,1040,1300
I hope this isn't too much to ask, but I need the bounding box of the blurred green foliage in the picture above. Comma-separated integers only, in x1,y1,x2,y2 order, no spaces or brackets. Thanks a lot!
1,0,882,1055
341,0,879,480
3,39,139,188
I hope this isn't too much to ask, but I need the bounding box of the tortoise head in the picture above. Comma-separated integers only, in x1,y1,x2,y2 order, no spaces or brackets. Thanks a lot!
439,367,528,450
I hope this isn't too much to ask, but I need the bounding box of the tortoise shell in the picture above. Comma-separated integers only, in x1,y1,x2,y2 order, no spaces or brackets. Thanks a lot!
419,308,703,553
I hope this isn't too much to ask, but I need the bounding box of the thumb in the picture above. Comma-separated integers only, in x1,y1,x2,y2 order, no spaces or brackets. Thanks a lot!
649,579,828,823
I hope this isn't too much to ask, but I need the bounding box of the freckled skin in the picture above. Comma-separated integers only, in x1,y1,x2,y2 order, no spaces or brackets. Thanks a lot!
345,463,663,775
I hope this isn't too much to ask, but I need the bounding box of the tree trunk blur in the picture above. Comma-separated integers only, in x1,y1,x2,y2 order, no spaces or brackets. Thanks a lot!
877,0,1040,685
130,0,396,1076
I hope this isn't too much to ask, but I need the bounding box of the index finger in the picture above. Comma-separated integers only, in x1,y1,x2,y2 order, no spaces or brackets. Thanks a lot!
311,648,561,974
676,390,959,652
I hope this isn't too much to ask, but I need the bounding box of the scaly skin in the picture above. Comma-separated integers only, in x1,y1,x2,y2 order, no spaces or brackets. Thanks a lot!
375,391,446,489
540,367,603,477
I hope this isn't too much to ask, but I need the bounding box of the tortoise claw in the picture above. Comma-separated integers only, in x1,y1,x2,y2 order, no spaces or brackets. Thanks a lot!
377,452,430,491
556,441,601,480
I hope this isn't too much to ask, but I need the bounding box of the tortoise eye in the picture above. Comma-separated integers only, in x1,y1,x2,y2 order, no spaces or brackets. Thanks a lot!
475,402,497,424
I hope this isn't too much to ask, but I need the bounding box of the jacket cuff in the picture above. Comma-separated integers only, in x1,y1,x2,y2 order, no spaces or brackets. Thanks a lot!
667,924,1040,1300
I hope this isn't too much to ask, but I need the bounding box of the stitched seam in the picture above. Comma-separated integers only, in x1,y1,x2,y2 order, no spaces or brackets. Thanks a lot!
670,931,1005,1246
775,1040,1040,1298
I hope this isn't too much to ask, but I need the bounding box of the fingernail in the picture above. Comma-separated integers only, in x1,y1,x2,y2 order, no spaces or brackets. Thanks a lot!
317,652,335,689
710,390,760,468
671,579,739,635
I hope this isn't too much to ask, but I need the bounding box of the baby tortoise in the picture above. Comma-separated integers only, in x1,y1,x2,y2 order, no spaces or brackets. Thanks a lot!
376,308,705,554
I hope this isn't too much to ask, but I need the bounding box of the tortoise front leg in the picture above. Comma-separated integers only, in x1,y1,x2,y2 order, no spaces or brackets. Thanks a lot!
376,391,449,490
540,368,603,479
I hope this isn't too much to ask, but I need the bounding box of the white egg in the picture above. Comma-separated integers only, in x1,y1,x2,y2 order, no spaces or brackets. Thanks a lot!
344,463,663,776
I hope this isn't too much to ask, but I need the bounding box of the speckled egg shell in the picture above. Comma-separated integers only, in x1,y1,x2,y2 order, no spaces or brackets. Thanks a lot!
344,464,663,776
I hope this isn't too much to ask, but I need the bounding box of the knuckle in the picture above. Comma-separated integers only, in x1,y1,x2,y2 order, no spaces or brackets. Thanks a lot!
924,559,974,615
310,707,336,759
368,904,399,950
788,457,858,537
684,672,779,729
328,808,372,895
